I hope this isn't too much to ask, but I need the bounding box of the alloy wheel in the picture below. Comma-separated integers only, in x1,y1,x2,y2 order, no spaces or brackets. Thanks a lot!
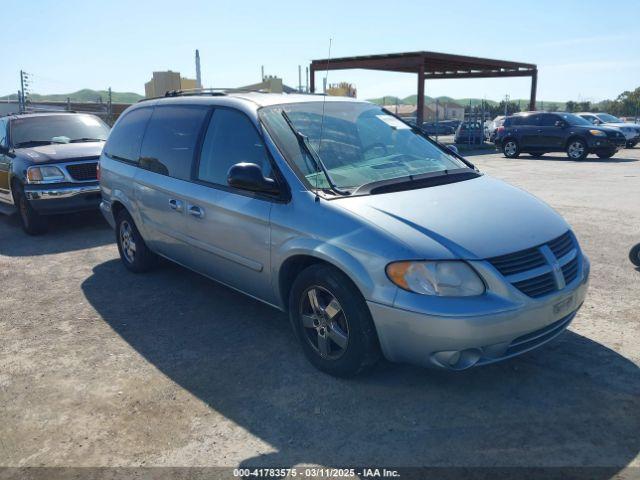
568,141,585,159
299,286,349,359
119,220,136,263
504,141,517,156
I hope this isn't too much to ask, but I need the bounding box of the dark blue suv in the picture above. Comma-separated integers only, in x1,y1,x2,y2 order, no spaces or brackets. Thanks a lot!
495,111,626,160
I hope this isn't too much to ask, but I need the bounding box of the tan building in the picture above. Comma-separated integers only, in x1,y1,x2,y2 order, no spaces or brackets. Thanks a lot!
144,71,198,97
326,82,357,98
239,75,298,94
382,101,465,122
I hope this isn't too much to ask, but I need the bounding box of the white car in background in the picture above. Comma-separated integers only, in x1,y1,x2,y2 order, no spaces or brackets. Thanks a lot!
577,112,640,148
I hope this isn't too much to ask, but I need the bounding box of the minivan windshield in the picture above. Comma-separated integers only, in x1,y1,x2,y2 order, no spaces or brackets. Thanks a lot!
11,114,110,148
260,101,470,193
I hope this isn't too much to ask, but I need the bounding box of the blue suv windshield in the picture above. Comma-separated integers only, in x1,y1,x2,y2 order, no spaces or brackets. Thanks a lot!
260,101,468,192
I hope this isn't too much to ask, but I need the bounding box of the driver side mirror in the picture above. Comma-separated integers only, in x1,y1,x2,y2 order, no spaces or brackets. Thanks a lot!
555,120,567,128
227,162,280,195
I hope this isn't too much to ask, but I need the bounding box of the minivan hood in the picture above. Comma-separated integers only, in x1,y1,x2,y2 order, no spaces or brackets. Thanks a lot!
17,142,104,164
336,175,569,259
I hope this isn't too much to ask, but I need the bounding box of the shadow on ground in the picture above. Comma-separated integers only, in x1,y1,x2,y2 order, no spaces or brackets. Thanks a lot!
514,153,637,163
82,259,640,471
0,210,112,256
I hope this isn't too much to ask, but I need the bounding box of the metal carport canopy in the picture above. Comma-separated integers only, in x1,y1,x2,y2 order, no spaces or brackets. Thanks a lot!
309,51,538,124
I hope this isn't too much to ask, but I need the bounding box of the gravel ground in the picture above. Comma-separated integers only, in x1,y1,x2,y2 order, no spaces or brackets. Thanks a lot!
1,147,639,474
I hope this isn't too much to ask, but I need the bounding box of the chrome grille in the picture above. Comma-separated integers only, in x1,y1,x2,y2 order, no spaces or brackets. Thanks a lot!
488,231,581,299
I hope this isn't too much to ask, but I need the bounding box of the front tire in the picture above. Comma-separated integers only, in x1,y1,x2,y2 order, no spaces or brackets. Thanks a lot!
630,244,640,267
13,183,47,235
115,209,157,273
502,139,520,158
289,264,381,377
566,138,588,160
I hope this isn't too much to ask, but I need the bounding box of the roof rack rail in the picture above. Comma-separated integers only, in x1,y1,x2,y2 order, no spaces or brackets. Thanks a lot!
137,87,272,103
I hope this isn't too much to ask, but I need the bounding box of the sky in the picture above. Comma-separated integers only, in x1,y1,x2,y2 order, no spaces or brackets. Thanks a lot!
3,0,639,103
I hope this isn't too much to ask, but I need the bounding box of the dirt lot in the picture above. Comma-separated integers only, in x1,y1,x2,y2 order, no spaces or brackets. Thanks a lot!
1,148,639,473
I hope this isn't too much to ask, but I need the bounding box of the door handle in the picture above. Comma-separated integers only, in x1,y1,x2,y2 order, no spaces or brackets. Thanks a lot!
188,204,204,218
168,199,183,212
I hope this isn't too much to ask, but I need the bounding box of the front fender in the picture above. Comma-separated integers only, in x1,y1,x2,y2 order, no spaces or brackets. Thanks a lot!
272,236,398,309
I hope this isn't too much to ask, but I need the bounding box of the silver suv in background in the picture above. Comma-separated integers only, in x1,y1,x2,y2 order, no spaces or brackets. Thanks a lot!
577,112,640,148
99,91,589,377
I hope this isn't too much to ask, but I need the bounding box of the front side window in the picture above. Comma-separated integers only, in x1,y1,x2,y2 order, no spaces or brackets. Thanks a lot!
557,113,592,126
197,108,271,186
104,108,153,163
260,102,468,192
139,105,209,180
11,114,110,148
539,114,559,127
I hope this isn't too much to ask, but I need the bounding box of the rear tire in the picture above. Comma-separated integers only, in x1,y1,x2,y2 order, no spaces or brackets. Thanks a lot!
13,183,48,235
115,209,157,273
566,138,588,160
503,139,520,158
630,244,640,267
288,264,381,377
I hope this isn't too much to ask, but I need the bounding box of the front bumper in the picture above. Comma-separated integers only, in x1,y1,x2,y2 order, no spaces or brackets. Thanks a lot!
24,183,101,214
368,256,590,370
587,136,625,152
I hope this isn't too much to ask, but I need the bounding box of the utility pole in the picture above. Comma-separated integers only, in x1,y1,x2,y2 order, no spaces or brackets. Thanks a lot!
19,70,27,113
261,65,265,82
305,67,309,93
107,87,113,125
298,65,302,93
435,98,440,142
504,94,510,117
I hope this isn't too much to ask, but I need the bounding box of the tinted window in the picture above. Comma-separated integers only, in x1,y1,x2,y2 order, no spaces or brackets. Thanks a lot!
104,108,152,163
198,109,271,186
539,114,559,126
139,106,209,180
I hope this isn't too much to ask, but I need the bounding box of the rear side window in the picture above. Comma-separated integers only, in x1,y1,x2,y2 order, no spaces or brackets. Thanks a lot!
539,114,559,126
139,105,209,180
197,108,271,186
104,108,152,163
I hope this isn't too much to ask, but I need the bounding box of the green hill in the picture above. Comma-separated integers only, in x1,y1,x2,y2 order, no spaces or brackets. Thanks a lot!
0,89,143,104
367,95,567,111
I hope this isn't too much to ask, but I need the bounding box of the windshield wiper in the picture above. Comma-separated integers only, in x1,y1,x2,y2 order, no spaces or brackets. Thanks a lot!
280,110,351,196
69,138,106,143
353,169,481,195
13,140,55,148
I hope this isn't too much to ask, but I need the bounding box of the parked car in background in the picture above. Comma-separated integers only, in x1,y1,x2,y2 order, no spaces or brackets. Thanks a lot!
0,112,109,234
485,116,505,143
577,112,640,148
421,122,455,135
495,111,626,160
455,121,484,144
100,92,589,377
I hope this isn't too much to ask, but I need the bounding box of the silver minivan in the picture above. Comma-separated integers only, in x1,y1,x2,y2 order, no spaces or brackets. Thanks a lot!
99,91,589,376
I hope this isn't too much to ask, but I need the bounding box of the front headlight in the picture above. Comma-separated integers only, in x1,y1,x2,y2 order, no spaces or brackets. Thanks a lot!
386,261,485,296
589,129,607,137
26,166,66,183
